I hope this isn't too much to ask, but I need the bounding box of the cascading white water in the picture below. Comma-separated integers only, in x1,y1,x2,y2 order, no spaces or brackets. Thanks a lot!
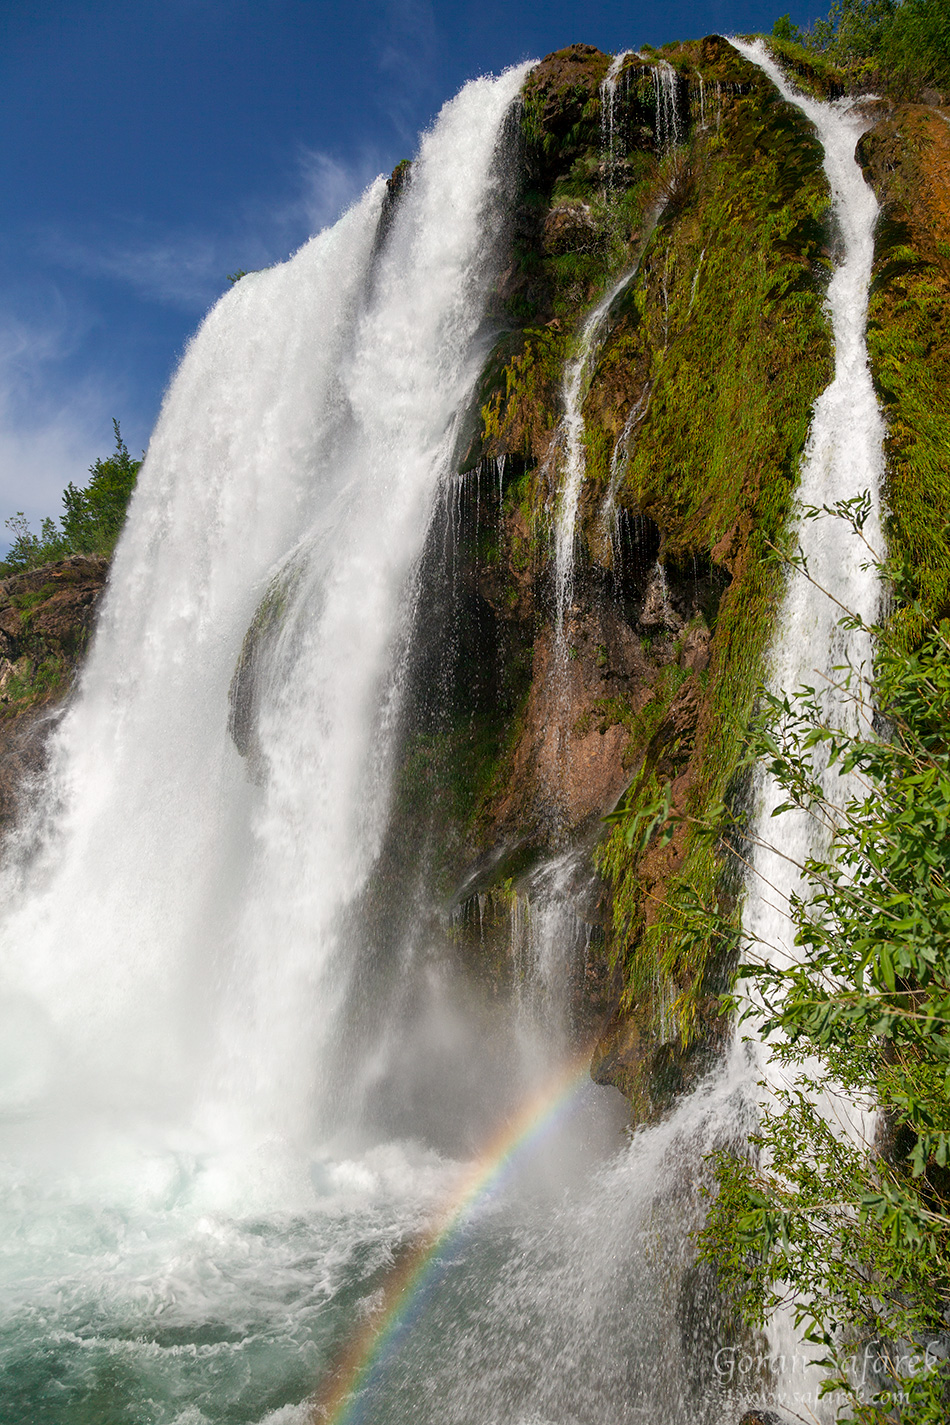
0,65,543,1425
552,54,695,655
652,60,683,151
726,47,884,987
552,181,669,659
0,66,527,1154
507,850,590,1050
552,267,641,652
553,53,684,654
729,37,886,1417
600,49,633,188
0,192,386,1121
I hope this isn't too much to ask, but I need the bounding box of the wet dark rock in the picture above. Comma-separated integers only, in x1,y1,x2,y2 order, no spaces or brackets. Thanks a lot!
543,202,604,256
0,556,108,665
0,556,108,836
386,157,412,199
228,559,306,777
0,703,61,833
376,158,414,248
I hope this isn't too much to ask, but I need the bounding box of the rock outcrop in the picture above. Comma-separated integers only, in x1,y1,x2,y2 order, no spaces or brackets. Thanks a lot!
390,39,839,1114
0,556,109,830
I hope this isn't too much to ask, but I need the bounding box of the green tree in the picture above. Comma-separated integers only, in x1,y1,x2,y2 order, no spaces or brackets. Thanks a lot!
1,420,141,575
60,419,141,554
789,0,950,95
699,621,950,1421
1,512,69,573
772,13,803,42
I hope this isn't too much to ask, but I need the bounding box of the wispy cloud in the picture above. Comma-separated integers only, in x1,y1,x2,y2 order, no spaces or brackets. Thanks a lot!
0,306,119,537
43,228,225,313
373,0,442,142
40,146,387,315
292,148,384,240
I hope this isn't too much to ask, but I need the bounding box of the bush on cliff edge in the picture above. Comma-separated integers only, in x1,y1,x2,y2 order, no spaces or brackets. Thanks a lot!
1,420,140,576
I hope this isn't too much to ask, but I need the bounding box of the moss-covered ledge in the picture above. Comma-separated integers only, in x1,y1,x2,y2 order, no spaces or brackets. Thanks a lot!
859,101,950,647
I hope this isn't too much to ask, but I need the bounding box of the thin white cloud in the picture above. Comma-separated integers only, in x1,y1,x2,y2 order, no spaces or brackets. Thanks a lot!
291,147,386,239
0,417,102,536
0,309,121,541
43,229,224,313
40,147,388,315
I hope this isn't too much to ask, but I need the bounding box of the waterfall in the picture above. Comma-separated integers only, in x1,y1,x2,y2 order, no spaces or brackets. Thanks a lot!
0,65,546,1424
600,383,651,563
729,37,885,1415
552,268,640,650
507,849,591,1050
554,53,687,655
552,181,669,654
652,60,683,151
600,49,632,188
0,66,529,1149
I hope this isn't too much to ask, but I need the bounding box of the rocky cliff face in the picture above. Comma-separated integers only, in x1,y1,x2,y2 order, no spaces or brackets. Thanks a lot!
386,36,836,1114
382,37,950,1118
0,557,109,831
859,101,950,645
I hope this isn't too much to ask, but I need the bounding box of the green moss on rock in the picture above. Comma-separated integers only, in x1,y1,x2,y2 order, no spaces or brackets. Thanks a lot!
478,44,836,1086
859,104,950,647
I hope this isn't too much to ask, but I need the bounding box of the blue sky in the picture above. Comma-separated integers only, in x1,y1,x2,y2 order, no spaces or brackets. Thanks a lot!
0,0,819,530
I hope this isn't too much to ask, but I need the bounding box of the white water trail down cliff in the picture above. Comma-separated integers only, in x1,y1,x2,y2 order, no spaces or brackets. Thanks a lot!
553,268,640,652
652,60,683,151
552,180,666,660
554,51,678,659
730,37,885,1417
600,50,633,188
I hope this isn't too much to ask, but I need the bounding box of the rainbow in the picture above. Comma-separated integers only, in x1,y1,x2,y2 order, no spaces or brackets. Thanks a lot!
310,1050,596,1424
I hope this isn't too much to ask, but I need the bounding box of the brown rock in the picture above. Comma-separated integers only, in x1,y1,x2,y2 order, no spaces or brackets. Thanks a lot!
543,202,603,256
523,44,611,139
858,104,950,254
0,555,109,838
486,604,649,843
680,624,711,672
0,704,61,833
0,556,108,663
639,563,681,631
711,512,753,576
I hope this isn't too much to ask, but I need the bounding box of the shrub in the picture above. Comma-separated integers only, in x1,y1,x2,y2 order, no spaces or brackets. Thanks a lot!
788,0,950,96
614,513,950,1419
1,420,141,575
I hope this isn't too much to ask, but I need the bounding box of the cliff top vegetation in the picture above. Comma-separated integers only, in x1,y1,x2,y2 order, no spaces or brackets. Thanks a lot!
772,0,950,97
0,420,140,578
